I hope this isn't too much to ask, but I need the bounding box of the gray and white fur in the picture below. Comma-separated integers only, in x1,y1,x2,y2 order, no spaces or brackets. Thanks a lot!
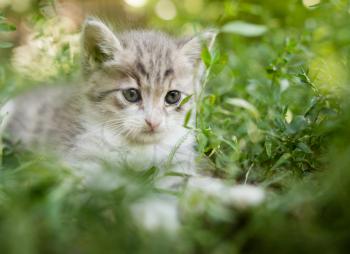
1,19,264,224
3,18,215,177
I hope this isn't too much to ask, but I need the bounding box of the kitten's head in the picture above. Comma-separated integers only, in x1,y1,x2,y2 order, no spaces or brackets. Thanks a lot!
81,18,216,144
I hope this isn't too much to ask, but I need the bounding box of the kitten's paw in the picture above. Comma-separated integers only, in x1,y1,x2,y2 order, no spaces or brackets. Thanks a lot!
226,184,265,209
131,195,180,233
185,176,265,209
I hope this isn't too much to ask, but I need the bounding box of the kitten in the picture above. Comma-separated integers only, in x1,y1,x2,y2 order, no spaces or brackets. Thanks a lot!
1,19,264,220
2,18,214,185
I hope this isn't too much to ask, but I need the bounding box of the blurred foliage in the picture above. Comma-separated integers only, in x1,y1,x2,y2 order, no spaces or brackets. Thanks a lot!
0,0,350,253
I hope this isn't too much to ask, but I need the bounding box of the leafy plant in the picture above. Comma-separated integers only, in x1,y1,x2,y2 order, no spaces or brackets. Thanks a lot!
0,0,349,253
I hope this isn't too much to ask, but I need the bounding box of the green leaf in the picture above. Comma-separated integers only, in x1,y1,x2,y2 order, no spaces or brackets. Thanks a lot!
226,98,260,118
183,109,192,128
271,153,291,171
221,21,267,37
208,95,216,105
285,116,307,135
0,22,16,32
210,51,228,77
0,42,13,48
265,140,272,158
164,171,192,177
201,46,211,68
140,166,158,181
197,132,208,153
297,142,313,154
179,94,193,107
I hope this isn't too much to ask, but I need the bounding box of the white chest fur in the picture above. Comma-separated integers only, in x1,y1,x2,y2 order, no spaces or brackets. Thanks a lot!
64,120,197,186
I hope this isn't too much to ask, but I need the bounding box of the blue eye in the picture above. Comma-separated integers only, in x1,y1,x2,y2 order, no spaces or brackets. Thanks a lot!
122,88,141,103
165,90,181,104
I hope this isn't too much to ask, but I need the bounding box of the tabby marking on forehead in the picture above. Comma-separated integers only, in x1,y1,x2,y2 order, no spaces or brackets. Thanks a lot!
117,32,176,87
136,62,148,79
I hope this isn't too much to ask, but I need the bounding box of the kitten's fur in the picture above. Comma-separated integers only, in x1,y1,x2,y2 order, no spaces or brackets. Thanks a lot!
3,18,215,183
2,19,264,215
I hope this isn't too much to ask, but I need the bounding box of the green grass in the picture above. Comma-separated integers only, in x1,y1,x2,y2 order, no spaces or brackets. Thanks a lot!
0,0,350,253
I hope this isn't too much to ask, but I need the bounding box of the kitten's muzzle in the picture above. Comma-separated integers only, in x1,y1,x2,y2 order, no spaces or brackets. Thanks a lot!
145,119,161,132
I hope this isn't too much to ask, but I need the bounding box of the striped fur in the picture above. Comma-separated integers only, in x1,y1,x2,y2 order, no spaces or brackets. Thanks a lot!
3,18,216,186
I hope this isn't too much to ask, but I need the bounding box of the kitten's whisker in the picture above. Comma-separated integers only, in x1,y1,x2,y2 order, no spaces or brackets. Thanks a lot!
75,120,127,142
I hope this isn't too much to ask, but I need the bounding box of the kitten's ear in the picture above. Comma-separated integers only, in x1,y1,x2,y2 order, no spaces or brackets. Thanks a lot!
178,30,217,65
81,17,122,74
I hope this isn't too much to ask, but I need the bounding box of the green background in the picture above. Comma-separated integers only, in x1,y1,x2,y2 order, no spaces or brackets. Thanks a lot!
0,0,349,253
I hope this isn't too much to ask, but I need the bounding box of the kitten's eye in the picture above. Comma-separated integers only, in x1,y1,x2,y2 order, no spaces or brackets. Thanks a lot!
122,88,141,103
165,90,181,105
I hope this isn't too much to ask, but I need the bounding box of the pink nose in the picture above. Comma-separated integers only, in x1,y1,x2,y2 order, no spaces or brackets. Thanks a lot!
145,119,160,131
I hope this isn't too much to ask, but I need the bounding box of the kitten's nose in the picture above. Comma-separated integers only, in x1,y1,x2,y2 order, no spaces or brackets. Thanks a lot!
145,119,160,131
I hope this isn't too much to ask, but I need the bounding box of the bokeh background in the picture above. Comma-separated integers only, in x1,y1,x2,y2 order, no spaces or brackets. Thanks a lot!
0,0,350,253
